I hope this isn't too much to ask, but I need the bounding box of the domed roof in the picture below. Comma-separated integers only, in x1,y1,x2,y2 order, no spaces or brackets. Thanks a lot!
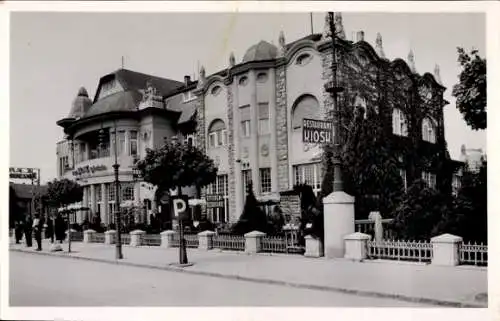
68,87,92,119
242,40,278,63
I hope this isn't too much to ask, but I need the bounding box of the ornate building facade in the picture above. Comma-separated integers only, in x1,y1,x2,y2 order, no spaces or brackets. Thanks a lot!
56,13,458,226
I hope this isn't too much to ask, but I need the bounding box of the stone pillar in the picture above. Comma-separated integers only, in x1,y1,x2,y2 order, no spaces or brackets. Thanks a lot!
104,229,116,245
90,184,96,218
431,233,463,266
275,61,289,191
304,235,324,258
249,70,260,193
198,230,216,250
344,232,371,261
269,68,279,194
232,80,244,222
130,229,145,247
101,183,108,225
323,191,355,259
244,230,266,254
83,229,96,243
160,230,176,248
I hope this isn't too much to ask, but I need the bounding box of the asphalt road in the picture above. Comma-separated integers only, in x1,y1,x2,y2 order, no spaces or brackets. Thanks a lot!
10,251,428,307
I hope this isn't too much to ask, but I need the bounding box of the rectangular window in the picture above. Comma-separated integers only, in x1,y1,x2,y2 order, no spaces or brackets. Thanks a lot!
209,132,216,148
115,131,125,155
129,131,138,156
422,171,437,189
96,185,102,202
217,130,223,146
241,120,251,138
258,103,270,135
107,183,116,202
242,169,252,194
121,183,134,201
222,130,228,145
259,168,272,193
293,163,322,195
400,169,407,191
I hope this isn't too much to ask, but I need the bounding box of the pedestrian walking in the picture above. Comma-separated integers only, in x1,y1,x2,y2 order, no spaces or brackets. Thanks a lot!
55,214,66,244
24,217,33,247
33,213,43,251
46,216,54,243
15,220,24,244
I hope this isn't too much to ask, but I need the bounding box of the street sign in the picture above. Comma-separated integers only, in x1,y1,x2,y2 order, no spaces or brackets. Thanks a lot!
302,118,333,144
172,196,189,221
206,194,224,209
9,167,38,180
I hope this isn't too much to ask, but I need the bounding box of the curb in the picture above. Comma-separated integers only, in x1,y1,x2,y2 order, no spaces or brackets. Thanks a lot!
10,248,486,308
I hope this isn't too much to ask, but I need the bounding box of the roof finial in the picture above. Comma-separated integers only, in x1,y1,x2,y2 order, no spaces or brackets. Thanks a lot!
434,64,442,84
278,30,286,57
197,65,206,89
375,33,385,58
334,12,346,40
121,56,124,69
322,12,332,40
229,52,235,67
408,49,416,73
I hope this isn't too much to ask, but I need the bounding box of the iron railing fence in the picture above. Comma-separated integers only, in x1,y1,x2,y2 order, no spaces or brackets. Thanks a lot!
212,234,245,251
459,242,488,266
142,234,161,247
367,239,433,263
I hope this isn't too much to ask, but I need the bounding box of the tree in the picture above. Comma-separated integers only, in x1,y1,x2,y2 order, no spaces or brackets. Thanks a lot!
390,179,452,240
46,178,83,209
231,182,269,235
452,47,487,130
435,161,487,243
135,137,218,218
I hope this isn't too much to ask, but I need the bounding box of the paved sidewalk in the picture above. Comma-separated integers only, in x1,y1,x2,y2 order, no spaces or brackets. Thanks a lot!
9,239,487,307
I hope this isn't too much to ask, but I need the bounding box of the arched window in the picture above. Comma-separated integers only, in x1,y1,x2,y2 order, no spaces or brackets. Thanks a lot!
392,108,408,137
208,119,227,148
291,95,320,130
422,117,436,143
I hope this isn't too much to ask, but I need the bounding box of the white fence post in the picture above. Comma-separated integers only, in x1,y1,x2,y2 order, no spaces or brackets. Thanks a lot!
304,235,324,258
431,233,462,266
244,231,266,254
83,229,96,243
130,230,146,247
160,230,177,248
104,230,116,245
344,232,371,261
198,230,216,250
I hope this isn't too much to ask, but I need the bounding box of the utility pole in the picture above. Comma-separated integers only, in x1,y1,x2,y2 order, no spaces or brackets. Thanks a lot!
324,11,344,192
109,121,123,259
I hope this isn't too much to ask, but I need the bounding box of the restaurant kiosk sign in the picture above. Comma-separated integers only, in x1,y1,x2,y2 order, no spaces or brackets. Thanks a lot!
302,118,333,144
9,167,38,180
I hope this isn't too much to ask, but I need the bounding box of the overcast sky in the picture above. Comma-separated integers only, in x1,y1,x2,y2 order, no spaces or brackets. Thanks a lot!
10,12,486,183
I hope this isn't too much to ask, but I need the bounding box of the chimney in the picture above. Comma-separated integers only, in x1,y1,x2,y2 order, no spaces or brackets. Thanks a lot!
356,31,365,42
184,75,191,86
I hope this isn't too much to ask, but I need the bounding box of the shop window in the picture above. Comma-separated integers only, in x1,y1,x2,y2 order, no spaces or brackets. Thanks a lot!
293,163,322,195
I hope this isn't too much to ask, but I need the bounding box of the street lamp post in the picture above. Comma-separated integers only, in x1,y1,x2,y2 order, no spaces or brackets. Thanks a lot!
324,11,345,193
106,121,123,259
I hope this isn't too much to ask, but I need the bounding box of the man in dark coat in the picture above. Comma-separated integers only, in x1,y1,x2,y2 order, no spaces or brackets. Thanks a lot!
15,220,24,244
55,214,66,244
24,216,33,247
33,213,43,251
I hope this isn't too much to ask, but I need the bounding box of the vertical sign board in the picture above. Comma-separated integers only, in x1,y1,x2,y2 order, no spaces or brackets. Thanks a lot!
279,191,301,223
302,118,333,144
171,195,189,221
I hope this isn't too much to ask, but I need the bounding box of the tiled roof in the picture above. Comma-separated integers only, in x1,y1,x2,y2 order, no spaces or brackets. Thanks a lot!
112,69,183,98
85,90,143,117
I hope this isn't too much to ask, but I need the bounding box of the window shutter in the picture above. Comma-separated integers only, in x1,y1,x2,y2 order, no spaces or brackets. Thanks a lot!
259,103,269,120
240,105,251,121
